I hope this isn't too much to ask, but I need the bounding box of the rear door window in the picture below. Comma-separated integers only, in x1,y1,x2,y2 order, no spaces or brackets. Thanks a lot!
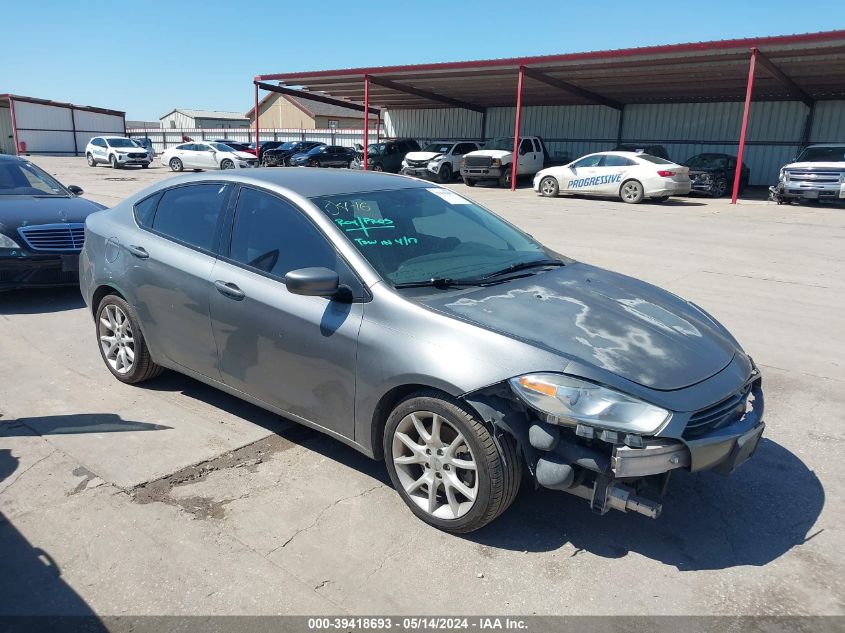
151,184,230,252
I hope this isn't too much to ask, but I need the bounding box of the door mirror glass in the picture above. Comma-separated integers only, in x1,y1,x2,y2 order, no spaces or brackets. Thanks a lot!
285,267,339,297
67,185,83,195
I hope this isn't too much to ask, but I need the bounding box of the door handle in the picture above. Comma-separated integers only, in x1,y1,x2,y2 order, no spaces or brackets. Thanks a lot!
214,280,245,301
126,245,149,259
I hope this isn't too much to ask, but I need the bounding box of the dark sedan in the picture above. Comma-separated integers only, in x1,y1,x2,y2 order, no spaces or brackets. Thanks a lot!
263,141,326,167
0,155,105,290
213,139,252,153
684,153,749,197
289,145,356,168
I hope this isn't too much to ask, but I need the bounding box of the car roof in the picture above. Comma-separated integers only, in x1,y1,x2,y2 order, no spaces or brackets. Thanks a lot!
160,167,431,198
591,151,642,157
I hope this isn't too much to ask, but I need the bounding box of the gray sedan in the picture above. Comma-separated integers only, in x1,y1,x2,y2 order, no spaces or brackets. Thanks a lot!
80,169,764,533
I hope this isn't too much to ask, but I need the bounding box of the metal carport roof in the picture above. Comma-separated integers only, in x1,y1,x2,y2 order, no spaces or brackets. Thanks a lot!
256,30,845,110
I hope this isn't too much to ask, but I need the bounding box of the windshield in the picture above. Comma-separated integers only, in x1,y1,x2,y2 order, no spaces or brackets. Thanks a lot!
422,143,452,154
367,143,386,156
311,187,553,285
306,146,326,155
0,161,69,196
209,142,236,152
107,138,140,148
685,154,728,169
795,146,845,162
483,137,513,151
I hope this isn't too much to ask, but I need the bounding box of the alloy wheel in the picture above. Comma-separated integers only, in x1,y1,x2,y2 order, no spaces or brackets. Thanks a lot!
621,181,643,202
392,411,478,520
541,177,558,196
98,304,135,375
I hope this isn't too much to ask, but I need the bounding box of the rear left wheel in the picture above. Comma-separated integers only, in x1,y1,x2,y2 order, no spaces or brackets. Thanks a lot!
384,392,521,533
620,179,644,204
96,295,163,384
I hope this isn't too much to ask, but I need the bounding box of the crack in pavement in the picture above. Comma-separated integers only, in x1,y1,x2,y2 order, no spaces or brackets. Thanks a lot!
267,484,385,556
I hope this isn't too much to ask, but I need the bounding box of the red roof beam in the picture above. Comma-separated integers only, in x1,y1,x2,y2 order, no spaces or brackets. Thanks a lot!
754,49,814,107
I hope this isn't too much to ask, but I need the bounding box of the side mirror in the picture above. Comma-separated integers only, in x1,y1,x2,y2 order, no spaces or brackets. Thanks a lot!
285,267,340,297
67,185,83,195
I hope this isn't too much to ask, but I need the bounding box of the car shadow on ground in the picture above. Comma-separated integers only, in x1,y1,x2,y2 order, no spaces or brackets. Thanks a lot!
0,286,84,315
241,413,822,571
1,413,172,437
468,438,824,571
0,449,108,627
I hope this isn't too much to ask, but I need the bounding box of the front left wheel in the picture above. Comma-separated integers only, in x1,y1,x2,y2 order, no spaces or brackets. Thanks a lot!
539,176,559,197
96,295,163,384
384,392,521,533
220,159,235,170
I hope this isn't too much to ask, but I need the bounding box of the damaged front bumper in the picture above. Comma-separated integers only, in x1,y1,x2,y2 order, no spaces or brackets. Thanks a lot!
483,376,765,519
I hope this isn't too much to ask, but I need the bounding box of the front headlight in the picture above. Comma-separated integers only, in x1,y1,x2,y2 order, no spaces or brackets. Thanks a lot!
509,373,670,434
491,158,502,167
780,168,787,182
0,233,22,249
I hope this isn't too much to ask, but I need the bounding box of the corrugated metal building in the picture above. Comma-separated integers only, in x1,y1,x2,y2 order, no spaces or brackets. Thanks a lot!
159,109,249,129
255,30,845,187
0,95,125,156
245,92,378,129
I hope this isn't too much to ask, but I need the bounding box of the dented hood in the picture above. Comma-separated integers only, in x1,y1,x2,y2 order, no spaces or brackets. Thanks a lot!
416,263,739,391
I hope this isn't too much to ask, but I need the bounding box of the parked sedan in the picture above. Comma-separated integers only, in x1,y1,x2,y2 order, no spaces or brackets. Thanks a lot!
534,151,691,203
161,142,257,171
684,153,749,197
0,154,104,290
81,169,764,533
350,138,421,173
262,141,326,167
289,145,356,168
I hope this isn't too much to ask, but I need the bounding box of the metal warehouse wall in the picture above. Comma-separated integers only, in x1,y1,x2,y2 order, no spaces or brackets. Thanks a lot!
13,100,125,156
385,100,845,186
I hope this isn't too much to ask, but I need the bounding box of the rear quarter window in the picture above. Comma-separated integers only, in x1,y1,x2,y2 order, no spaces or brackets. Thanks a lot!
133,193,161,228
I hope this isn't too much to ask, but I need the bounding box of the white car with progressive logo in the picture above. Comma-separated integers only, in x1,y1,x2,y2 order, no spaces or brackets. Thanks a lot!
534,151,691,203
160,142,257,172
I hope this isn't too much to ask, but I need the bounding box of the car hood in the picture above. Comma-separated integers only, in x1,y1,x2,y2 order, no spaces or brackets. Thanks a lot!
467,149,512,159
415,263,739,391
289,153,310,162
0,196,106,235
405,151,443,162
784,161,845,170
231,151,255,160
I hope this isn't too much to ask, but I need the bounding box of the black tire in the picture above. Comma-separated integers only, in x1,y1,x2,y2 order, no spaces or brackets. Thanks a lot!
711,177,728,198
652,195,669,203
109,154,121,169
463,177,476,187
438,164,452,184
86,153,96,167
383,391,521,533
372,162,384,172
95,294,163,384
220,159,235,170
498,166,512,188
620,179,644,204
169,158,183,172
538,175,559,197
141,163,149,169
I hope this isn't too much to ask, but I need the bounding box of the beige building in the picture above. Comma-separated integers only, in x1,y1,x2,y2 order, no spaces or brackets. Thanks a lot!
246,92,377,129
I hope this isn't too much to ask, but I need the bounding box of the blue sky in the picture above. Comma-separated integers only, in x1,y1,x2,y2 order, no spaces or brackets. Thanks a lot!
3,1,843,120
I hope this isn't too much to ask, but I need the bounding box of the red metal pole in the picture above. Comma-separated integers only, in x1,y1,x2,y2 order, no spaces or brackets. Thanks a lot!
510,66,525,192
732,49,757,204
254,82,260,160
377,110,381,142
363,75,370,170
9,97,20,155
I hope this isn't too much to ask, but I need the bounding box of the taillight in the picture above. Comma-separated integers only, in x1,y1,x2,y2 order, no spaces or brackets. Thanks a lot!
656,170,675,177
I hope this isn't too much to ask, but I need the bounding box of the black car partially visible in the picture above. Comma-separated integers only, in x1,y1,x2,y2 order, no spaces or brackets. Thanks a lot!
0,155,105,291
262,141,326,167
684,153,750,197
289,145,356,168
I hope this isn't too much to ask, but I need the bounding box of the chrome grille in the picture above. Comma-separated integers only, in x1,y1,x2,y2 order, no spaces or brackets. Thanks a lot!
785,169,843,184
17,223,86,252
464,155,492,168
684,383,753,438
127,152,147,159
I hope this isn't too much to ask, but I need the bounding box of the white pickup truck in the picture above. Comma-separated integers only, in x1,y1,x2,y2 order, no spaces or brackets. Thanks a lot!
770,144,845,204
460,136,548,187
